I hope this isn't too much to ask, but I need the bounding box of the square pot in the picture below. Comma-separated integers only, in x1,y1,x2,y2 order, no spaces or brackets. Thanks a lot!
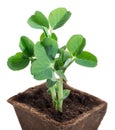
8,82,107,130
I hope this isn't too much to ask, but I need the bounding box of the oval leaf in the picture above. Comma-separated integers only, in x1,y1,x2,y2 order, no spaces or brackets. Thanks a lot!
50,33,58,41
34,42,50,61
40,32,46,41
41,38,58,60
28,11,49,29
63,89,70,100
19,36,34,57
46,79,57,88
31,60,53,80
7,52,29,70
48,8,71,30
67,35,86,56
54,58,63,70
31,42,53,80
75,51,97,67
59,49,72,63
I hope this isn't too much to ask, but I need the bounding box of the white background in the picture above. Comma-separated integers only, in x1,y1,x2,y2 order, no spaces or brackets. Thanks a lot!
0,0,115,129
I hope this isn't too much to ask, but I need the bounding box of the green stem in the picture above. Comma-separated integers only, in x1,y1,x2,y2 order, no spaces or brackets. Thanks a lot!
49,26,53,35
63,58,76,72
50,86,57,109
50,79,64,112
57,78,63,112
43,27,49,37
29,57,36,62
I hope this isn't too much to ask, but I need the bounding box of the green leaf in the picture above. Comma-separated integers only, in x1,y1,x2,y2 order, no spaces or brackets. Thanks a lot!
19,36,34,57
54,58,63,70
46,79,57,88
48,8,71,30
31,42,53,80
63,51,72,62
41,38,58,60
31,60,53,80
75,51,97,67
54,48,72,70
63,89,70,99
50,33,58,41
56,70,67,81
34,42,49,60
7,52,29,70
67,35,86,56
40,32,46,41
28,11,49,29
59,49,72,63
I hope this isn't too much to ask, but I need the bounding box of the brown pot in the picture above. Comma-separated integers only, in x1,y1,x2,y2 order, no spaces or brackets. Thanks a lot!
8,82,107,130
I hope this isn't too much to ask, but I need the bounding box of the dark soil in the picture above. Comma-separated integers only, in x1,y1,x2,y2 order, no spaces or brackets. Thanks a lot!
14,83,101,123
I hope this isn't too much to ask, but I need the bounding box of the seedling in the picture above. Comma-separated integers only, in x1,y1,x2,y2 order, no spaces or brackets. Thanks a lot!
7,7,97,112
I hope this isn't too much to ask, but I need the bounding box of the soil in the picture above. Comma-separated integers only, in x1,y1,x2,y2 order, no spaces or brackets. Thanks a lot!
14,83,101,123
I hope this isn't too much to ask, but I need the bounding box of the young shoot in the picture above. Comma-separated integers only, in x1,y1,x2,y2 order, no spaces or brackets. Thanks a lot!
7,7,97,112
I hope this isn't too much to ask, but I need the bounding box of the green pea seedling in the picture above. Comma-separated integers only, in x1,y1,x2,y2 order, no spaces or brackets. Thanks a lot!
7,7,97,112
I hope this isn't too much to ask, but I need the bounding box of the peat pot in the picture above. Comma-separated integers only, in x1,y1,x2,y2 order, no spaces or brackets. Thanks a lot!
8,82,107,130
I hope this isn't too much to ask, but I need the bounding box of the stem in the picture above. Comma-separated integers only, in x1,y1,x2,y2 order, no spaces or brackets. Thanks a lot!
50,86,57,109
63,57,76,72
49,26,53,35
43,27,49,37
29,57,36,62
57,78,63,112
49,79,64,112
